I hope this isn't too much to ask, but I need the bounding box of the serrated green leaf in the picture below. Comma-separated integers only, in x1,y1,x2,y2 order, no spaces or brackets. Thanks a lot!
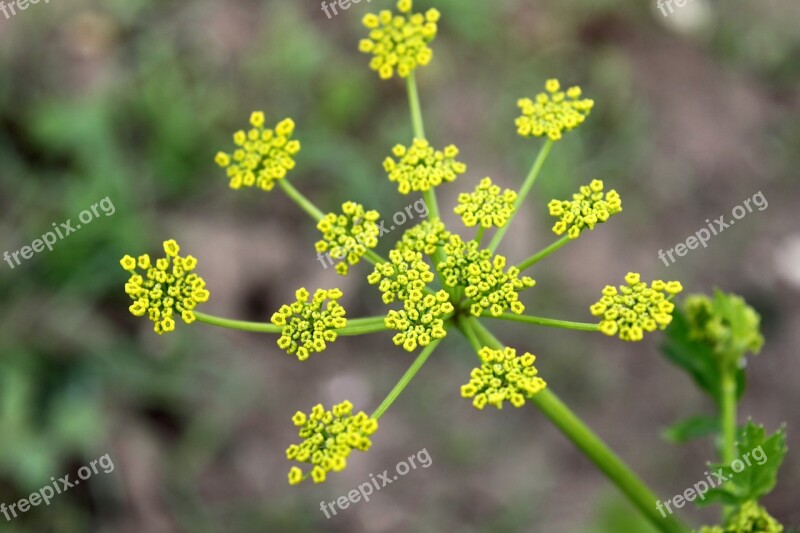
701,421,788,505
663,415,720,444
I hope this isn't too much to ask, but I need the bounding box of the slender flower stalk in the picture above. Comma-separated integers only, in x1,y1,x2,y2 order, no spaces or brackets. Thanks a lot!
194,312,387,336
462,318,688,533
406,71,453,298
516,235,571,271
406,73,440,218
474,226,486,246
371,338,442,420
195,311,282,333
488,139,553,252
278,179,325,222
335,317,391,336
484,311,600,332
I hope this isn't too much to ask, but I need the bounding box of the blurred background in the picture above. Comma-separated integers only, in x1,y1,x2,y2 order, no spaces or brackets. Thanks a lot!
0,0,798,531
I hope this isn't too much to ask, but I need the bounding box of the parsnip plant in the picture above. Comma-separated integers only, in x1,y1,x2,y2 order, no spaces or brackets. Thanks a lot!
119,2,790,531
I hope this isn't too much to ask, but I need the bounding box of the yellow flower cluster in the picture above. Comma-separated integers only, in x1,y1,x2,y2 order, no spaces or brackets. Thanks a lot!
120,240,209,335
398,220,451,256
454,177,518,229
548,179,622,239
698,501,784,533
460,347,547,410
316,202,381,276
214,111,301,191
385,290,453,351
367,249,435,304
515,79,594,141
439,235,535,317
383,139,466,194
286,401,378,485
271,288,347,360
358,0,440,80
590,273,683,341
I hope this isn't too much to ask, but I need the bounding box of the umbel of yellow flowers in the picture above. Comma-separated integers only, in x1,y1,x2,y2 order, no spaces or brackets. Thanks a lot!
120,239,209,335
358,0,440,80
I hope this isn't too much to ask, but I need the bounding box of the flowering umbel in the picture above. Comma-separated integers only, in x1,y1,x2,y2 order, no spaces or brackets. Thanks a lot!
120,0,710,511
515,79,594,141
454,177,518,229
398,220,452,256
367,249,435,304
316,202,381,276
461,347,547,409
385,290,453,351
359,0,440,79
548,179,622,239
383,139,466,194
271,288,347,360
214,111,300,191
591,273,683,341
439,235,535,317
286,401,378,485
120,239,209,335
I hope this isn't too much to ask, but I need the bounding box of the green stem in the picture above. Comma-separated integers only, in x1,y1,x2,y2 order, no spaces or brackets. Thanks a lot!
423,188,441,221
489,139,554,253
194,311,282,334
457,315,483,351
335,317,389,336
484,312,600,332
406,72,450,296
407,71,426,140
474,226,486,246
516,236,571,271
720,369,738,521
363,248,389,267
407,72,441,223
462,318,689,533
277,179,325,222
371,338,441,420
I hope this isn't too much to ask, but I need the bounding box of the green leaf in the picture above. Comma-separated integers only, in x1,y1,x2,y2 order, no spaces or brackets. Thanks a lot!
661,309,746,404
701,421,788,505
662,415,720,444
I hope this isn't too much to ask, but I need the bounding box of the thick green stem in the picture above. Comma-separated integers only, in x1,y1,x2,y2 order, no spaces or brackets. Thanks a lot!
720,369,738,521
371,339,441,420
277,179,325,222
489,139,554,253
483,312,600,332
461,318,689,533
194,311,282,334
516,236,571,271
